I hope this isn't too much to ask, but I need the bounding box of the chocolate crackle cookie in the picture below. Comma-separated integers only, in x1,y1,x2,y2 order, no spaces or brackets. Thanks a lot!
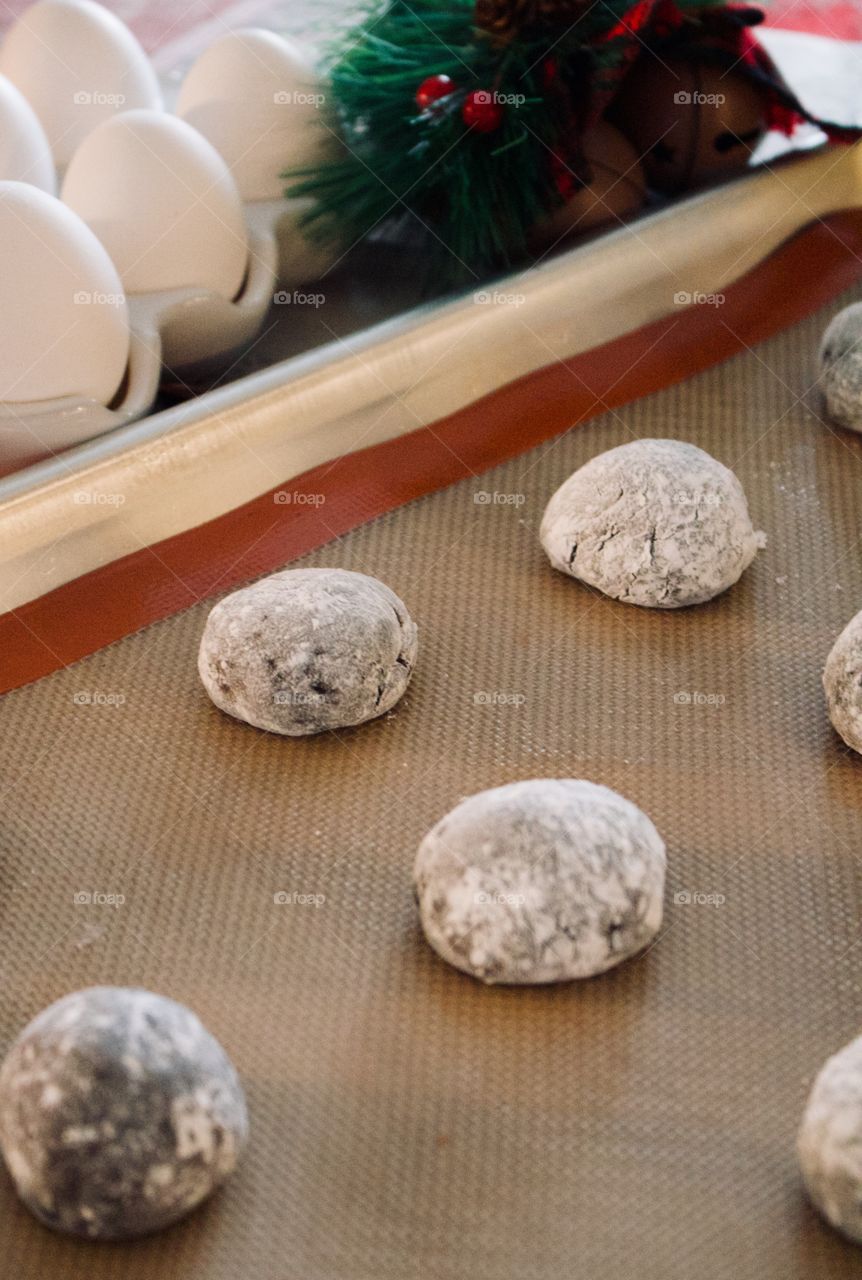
198,567,418,735
414,778,666,984
540,438,765,608
0,987,247,1240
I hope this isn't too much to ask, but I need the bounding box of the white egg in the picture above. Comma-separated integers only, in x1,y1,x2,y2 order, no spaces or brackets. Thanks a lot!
0,181,129,405
0,75,55,192
61,110,249,300
0,0,162,169
176,28,334,201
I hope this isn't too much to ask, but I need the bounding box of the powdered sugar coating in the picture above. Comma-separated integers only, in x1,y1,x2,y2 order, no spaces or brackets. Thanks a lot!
0,987,247,1240
540,438,765,608
820,303,862,433
824,607,862,753
798,1034,862,1243
414,779,666,984
198,567,418,735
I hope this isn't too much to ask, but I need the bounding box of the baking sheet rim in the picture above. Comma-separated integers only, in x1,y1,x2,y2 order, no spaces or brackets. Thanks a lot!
0,144,860,615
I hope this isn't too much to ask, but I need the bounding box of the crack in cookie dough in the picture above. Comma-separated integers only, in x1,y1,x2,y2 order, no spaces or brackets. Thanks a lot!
414,779,667,984
540,438,765,608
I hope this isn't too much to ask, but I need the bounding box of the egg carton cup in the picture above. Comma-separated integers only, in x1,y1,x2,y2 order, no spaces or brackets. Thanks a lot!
0,325,160,468
0,200,286,466
133,208,279,373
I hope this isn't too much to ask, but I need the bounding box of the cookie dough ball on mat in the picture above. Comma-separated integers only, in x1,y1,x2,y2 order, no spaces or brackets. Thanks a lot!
198,567,418,735
414,779,666,984
823,608,862,753
798,1034,862,1244
820,304,862,432
0,987,248,1240
540,438,765,608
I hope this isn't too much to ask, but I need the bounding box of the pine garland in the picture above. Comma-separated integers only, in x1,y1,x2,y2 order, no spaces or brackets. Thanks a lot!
285,0,707,281
283,0,855,283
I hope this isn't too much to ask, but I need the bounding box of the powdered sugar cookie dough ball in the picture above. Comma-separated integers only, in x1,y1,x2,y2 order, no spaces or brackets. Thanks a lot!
414,779,666,984
823,608,862,753
540,438,765,608
0,987,247,1240
199,567,418,735
798,1034,862,1243
820,303,862,433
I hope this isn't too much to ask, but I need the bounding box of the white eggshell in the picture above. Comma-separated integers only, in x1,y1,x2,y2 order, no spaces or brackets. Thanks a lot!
0,0,162,168
0,75,55,191
61,110,248,299
176,28,333,201
0,181,129,405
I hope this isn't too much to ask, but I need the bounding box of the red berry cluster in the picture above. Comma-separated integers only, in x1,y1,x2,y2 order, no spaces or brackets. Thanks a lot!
415,75,504,133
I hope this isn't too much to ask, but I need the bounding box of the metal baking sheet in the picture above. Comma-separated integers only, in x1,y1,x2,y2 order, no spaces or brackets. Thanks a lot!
2,139,861,615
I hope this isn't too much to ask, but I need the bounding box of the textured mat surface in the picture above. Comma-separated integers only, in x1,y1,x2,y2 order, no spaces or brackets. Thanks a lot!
4,285,862,1278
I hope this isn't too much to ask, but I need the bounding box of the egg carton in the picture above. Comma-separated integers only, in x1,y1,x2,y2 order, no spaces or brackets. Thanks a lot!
0,0,334,466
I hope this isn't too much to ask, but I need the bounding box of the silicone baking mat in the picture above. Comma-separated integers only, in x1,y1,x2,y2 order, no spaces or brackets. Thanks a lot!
3,283,862,1279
